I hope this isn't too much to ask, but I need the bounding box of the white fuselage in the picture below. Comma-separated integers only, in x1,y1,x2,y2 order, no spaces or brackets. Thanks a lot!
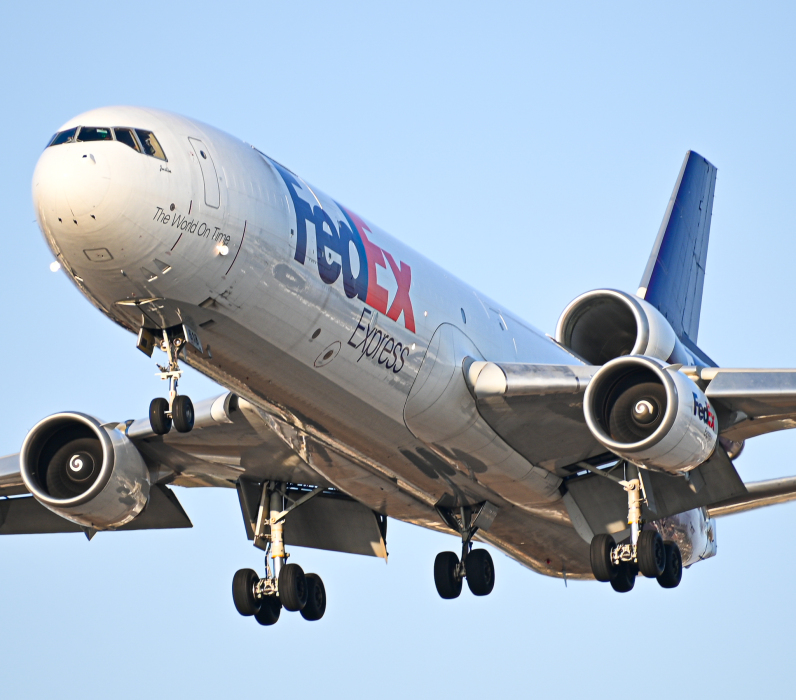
31,106,715,577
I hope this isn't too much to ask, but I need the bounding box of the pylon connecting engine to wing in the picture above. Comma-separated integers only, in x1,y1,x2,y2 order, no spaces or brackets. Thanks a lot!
583,355,717,473
20,413,150,529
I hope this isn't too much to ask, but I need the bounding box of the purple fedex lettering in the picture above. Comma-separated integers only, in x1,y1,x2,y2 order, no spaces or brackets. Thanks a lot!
693,393,716,431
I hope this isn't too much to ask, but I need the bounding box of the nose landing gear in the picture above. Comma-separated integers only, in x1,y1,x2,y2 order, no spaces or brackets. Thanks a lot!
433,502,498,600
232,482,328,626
148,330,195,435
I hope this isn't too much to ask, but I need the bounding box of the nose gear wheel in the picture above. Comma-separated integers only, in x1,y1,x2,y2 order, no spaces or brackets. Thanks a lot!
148,329,194,435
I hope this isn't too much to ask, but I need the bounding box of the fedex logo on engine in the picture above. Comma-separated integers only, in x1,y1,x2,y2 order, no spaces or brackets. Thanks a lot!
693,393,716,431
272,160,416,333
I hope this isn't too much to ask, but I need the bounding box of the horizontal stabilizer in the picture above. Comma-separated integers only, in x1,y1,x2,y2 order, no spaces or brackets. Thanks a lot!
639,151,717,344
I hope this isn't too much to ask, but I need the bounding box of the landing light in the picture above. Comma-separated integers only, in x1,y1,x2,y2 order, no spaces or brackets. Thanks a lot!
49,261,61,272
217,244,229,256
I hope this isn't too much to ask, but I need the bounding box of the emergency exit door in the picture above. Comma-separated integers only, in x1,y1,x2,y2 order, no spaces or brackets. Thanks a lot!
188,137,220,208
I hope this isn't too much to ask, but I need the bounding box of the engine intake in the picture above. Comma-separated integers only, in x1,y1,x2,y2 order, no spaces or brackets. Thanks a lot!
584,356,717,473
556,289,700,366
21,413,149,529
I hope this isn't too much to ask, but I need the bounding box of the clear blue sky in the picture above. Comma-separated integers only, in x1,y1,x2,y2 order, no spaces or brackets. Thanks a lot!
3,2,795,697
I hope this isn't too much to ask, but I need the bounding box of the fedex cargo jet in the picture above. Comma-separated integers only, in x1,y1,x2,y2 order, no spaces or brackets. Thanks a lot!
3,105,796,624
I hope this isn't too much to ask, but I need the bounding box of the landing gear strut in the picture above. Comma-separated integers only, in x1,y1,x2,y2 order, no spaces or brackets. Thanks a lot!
587,469,682,592
434,502,498,599
149,330,194,435
232,482,327,626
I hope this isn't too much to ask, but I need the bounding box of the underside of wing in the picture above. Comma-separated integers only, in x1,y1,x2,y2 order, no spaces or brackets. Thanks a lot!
695,367,796,440
465,360,606,474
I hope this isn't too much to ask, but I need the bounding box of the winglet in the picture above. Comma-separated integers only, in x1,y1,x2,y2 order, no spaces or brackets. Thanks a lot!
638,151,717,344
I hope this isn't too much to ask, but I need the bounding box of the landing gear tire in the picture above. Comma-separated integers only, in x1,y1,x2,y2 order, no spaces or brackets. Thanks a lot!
232,568,260,616
637,530,666,578
254,596,281,626
590,533,616,582
466,549,495,596
149,397,172,435
172,395,195,433
301,573,327,621
657,540,683,589
279,563,308,612
434,551,463,599
610,563,636,593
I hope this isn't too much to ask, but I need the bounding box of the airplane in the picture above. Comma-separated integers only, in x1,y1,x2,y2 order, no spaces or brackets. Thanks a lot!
3,105,796,625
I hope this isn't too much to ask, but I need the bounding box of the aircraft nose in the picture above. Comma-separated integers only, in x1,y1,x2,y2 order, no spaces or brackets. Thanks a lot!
32,140,112,230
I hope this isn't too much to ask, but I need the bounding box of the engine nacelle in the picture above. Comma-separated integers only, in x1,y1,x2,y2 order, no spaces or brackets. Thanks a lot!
20,413,150,529
556,289,703,366
584,355,717,473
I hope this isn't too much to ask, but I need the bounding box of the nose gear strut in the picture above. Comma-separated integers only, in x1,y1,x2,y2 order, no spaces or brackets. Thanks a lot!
148,329,195,435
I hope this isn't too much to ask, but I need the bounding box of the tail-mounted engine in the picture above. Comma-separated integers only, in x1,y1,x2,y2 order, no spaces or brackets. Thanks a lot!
556,289,702,366
20,413,150,529
583,355,717,473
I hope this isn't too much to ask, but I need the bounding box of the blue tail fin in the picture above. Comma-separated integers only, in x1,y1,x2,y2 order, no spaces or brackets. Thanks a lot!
638,151,717,345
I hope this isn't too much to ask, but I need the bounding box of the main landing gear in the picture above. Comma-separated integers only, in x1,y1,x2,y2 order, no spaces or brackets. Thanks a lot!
589,474,683,592
148,330,195,435
232,483,327,626
434,502,498,600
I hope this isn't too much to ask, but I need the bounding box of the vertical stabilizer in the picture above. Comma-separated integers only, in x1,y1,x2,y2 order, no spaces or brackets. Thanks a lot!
638,151,717,344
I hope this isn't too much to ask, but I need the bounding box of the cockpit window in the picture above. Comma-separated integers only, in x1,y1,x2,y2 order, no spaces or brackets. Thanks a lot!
113,127,141,152
45,125,167,161
77,127,113,142
135,130,167,161
49,127,78,146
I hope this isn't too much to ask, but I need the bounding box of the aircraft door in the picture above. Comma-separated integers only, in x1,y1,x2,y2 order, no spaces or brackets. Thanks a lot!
188,137,220,208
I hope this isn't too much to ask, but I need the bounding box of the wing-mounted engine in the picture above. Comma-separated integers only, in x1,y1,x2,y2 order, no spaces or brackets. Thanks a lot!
556,289,704,366
584,355,717,473
20,413,149,529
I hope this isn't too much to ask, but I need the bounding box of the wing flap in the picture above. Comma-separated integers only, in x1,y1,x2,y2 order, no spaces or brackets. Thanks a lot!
0,485,192,535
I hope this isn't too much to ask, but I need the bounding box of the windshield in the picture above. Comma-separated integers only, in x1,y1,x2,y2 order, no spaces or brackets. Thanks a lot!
48,127,78,146
77,127,113,142
135,129,167,161
45,125,167,161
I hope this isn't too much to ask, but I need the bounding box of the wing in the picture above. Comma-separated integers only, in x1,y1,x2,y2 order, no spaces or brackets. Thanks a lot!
0,393,393,557
692,367,796,440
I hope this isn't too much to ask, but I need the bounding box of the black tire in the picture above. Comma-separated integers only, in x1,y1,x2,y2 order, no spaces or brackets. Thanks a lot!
590,533,616,582
637,529,666,578
172,395,195,433
434,551,462,599
232,568,260,616
254,596,281,626
301,573,327,621
610,563,636,593
466,549,495,596
279,563,307,612
657,541,683,589
149,397,171,435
